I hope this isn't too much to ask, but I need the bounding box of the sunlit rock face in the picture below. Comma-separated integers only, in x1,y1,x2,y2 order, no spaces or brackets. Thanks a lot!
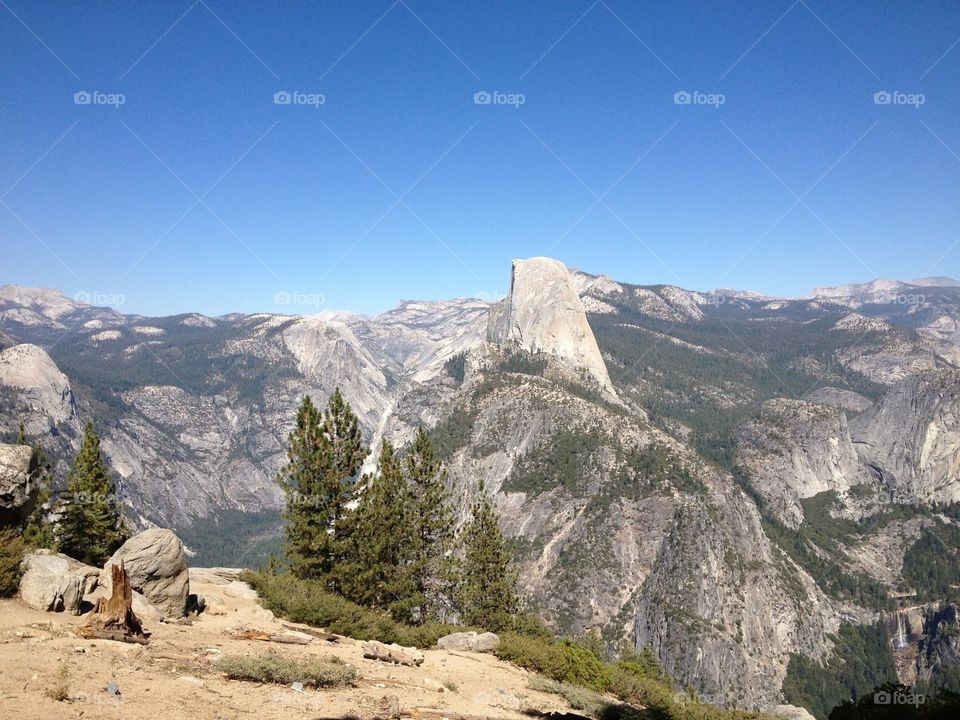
487,257,614,393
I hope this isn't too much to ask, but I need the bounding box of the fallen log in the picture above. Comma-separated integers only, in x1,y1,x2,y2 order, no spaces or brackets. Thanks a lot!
78,563,149,644
281,623,340,642
360,640,424,667
231,629,312,645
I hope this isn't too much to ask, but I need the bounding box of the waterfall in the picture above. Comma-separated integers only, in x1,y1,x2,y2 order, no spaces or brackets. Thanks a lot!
895,611,908,649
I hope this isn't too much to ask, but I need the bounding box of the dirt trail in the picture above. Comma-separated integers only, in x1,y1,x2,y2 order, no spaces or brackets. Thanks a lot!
0,568,573,719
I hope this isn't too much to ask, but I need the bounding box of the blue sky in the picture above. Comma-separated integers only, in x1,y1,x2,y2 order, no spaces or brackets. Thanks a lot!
2,0,958,316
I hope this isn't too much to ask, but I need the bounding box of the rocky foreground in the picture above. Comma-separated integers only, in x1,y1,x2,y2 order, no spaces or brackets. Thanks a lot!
0,566,577,720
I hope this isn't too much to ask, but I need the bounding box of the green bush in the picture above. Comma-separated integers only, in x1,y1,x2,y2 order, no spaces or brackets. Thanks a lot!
218,653,355,687
240,570,461,647
0,527,24,597
494,632,612,692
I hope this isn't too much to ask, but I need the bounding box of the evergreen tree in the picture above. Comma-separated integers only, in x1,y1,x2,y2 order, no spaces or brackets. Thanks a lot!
58,422,128,565
342,441,417,621
456,481,519,632
16,421,26,445
278,395,331,579
23,439,55,549
405,426,455,623
278,389,368,586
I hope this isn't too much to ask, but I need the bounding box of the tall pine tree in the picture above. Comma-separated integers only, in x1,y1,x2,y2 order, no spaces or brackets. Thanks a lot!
17,425,55,549
58,422,128,565
278,389,368,586
342,441,417,621
456,481,519,632
321,388,368,587
278,395,330,579
405,427,454,623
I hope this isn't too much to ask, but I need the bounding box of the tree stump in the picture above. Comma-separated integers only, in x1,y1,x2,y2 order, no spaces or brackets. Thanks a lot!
77,562,150,644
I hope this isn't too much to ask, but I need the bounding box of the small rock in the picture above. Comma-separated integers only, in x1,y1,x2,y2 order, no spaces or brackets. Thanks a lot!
105,681,120,696
374,683,386,689
73,646,86,654
291,682,305,693
177,676,205,688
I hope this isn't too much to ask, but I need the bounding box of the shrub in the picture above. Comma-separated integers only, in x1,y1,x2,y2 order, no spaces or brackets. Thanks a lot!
45,664,70,702
0,527,24,597
495,632,611,692
529,675,608,716
240,570,461,647
218,653,356,687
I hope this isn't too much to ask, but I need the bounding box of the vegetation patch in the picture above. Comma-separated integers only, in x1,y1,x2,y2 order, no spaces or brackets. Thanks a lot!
781,622,897,720
902,522,960,602
241,570,463,648
502,429,601,494
218,653,356,687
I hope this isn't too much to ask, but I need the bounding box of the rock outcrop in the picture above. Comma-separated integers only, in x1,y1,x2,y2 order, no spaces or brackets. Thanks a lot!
0,443,37,524
487,258,614,393
738,398,873,526
0,344,75,430
101,528,190,617
436,631,500,652
851,369,960,503
19,551,99,614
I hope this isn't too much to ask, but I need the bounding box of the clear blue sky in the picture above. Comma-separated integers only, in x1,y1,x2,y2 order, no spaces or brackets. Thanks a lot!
2,0,958,316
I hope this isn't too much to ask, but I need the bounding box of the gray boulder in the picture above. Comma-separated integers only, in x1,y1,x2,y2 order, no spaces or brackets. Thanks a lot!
436,630,500,652
0,443,37,524
19,551,99,614
100,528,190,617
771,705,816,720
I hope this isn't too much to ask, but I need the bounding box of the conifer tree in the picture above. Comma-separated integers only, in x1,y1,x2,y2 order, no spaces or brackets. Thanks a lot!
278,395,330,579
405,426,454,623
19,428,55,550
321,388,368,591
342,441,417,620
58,422,128,565
278,389,368,586
456,481,519,632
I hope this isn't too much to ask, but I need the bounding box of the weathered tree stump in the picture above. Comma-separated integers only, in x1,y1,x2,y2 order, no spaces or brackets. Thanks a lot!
77,562,150,644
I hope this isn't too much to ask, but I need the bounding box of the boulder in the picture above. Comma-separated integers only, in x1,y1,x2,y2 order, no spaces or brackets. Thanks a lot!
100,528,189,617
19,551,99,614
436,630,501,652
0,443,37,524
771,706,816,720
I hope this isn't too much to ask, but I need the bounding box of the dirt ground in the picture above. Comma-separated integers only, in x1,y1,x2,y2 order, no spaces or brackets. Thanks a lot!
0,568,574,720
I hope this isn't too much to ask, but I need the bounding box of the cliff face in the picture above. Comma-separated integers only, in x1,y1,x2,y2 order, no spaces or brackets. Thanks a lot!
851,369,960,503
487,258,614,393
738,398,873,527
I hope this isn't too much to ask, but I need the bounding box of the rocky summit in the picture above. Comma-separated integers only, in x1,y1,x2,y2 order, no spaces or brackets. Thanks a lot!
2,260,960,716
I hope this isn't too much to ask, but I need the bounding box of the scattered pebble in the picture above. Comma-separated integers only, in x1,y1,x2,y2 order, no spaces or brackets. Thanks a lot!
290,681,305,693
105,681,121,696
